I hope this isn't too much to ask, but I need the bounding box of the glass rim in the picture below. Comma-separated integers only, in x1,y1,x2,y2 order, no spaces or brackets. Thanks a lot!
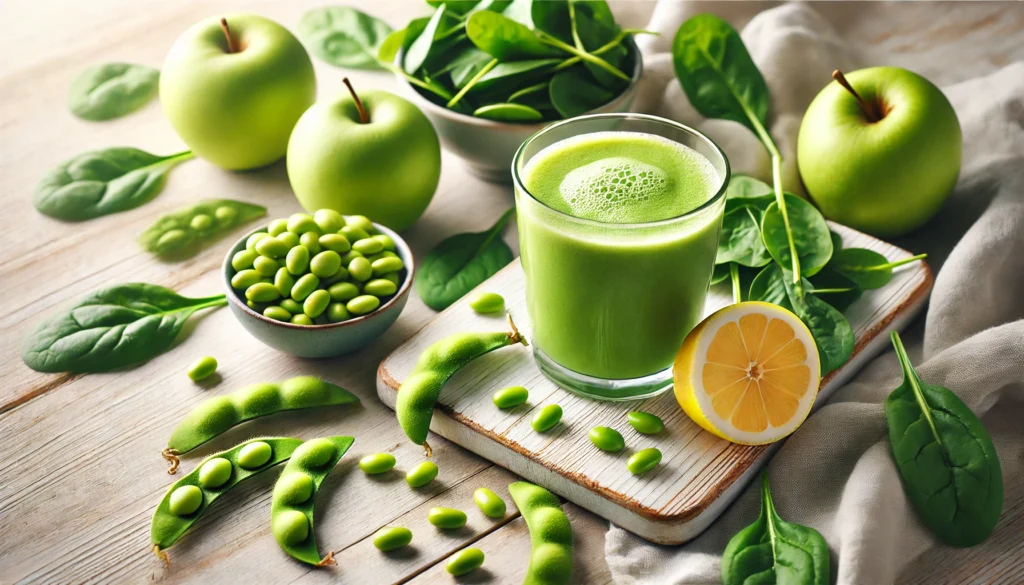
511,113,731,229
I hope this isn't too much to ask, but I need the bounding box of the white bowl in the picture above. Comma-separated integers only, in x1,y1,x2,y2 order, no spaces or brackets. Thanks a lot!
395,40,643,183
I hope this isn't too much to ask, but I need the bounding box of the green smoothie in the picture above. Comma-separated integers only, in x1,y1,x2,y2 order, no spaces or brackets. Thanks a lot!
517,130,724,381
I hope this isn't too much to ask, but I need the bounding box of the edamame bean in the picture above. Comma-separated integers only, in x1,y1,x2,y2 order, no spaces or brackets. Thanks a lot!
340,250,364,264
247,300,266,312
291,314,313,325
268,218,289,236
370,256,403,277
299,231,321,255
328,281,360,302
340,225,370,242
346,295,380,316
277,231,300,249
187,356,217,382
492,386,529,409
169,485,203,516
280,298,302,314
473,488,506,518
363,279,397,297
285,245,311,276
381,272,401,285
231,269,261,290
509,482,573,585
348,257,372,281
405,461,438,488
270,436,354,566
246,282,280,303
627,411,665,435
327,303,350,323
291,273,320,302
231,249,258,271
264,306,291,321
588,426,625,452
151,437,304,562
359,453,396,475
303,290,331,319
287,213,320,234
345,215,374,232
352,237,384,255
373,527,413,552
373,234,396,251
627,448,662,475
314,209,344,233
310,250,342,278
157,230,188,249
246,232,269,251
428,507,467,529
190,214,213,231
532,404,563,433
253,255,278,277
215,205,238,223
198,457,232,489
274,268,295,297
469,292,505,314
163,377,359,470
319,233,351,253
446,548,485,576
396,315,528,449
321,267,349,286
238,441,273,469
255,236,289,258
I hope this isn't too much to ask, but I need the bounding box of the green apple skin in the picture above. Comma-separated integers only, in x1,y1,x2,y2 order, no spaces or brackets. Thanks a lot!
286,90,441,232
797,66,961,238
160,14,316,170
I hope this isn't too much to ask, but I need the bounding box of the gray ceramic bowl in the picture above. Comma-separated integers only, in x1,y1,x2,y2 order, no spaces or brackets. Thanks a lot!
222,222,413,358
395,39,643,183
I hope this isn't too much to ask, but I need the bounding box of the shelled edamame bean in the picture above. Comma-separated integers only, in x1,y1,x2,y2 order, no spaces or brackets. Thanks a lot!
359,453,397,475
186,356,217,382
428,507,467,529
227,211,406,325
405,461,439,488
373,526,413,551
447,547,485,576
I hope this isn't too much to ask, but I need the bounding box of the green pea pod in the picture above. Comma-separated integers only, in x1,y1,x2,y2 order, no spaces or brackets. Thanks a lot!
270,436,355,566
139,199,267,257
151,437,304,565
509,481,573,585
163,376,360,472
396,314,528,451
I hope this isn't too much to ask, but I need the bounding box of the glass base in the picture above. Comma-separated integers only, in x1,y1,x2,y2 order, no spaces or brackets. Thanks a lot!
534,347,674,401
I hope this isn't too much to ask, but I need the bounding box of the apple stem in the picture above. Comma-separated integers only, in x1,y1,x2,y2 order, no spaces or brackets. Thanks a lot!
343,77,370,124
832,70,880,122
220,18,239,54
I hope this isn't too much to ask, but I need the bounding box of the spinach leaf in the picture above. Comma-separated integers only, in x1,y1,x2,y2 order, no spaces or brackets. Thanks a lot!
722,473,830,585
468,0,514,15
885,331,1003,547
139,199,267,259
21,284,226,373
472,58,561,94
727,174,773,199
297,6,392,70
427,0,482,15
503,0,570,38
34,148,194,221
379,17,429,65
783,273,853,375
447,47,497,87
761,194,833,278
672,13,769,135
466,11,563,60
68,63,159,121
830,248,928,290
747,263,789,307
404,5,453,74
710,262,731,285
717,206,772,268
549,65,615,118
807,267,862,312
474,103,543,122
415,209,515,311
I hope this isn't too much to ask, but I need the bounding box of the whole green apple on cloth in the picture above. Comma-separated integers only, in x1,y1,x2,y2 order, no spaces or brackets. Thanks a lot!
798,66,962,238
160,15,316,170
287,79,441,233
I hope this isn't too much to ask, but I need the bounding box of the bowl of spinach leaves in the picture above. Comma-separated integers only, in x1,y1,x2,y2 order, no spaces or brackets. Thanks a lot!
386,1,645,182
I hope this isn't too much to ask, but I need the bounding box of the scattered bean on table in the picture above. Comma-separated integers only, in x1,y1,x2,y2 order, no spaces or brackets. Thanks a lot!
186,356,217,382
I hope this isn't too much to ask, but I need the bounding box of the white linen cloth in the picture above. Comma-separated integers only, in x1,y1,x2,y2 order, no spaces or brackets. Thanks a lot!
605,2,1024,584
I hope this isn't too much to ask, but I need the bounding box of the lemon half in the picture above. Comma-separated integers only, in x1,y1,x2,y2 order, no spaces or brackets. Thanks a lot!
673,302,821,445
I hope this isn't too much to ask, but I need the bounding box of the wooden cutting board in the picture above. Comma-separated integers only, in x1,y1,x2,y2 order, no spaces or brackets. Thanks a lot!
376,223,932,544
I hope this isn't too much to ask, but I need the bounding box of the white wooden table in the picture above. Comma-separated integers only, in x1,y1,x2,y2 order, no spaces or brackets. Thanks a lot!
1,2,1022,583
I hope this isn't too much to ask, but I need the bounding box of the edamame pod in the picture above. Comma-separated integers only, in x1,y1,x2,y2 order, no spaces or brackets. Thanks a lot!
139,199,267,257
395,314,528,451
509,481,573,585
270,436,354,566
151,437,304,565
162,376,359,473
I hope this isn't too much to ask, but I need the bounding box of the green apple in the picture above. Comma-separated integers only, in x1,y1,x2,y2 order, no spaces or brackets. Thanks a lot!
797,66,961,237
160,14,316,170
286,80,441,232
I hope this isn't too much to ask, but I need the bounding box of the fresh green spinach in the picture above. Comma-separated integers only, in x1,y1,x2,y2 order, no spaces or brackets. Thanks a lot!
415,209,515,311
68,63,159,121
885,331,1003,547
138,199,267,258
474,103,544,122
807,267,863,312
549,65,615,118
726,174,774,199
21,284,226,373
721,473,830,585
831,248,928,290
717,206,772,268
784,273,854,374
34,148,194,221
297,6,392,70
761,195,833,278
467,11,562,60
405,4,454,74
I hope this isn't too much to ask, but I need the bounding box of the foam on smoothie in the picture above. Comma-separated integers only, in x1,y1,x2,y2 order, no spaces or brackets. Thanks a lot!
523,131,719,224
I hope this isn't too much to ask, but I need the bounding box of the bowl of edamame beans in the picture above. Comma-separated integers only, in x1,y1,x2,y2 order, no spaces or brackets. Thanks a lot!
222,210,413,358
